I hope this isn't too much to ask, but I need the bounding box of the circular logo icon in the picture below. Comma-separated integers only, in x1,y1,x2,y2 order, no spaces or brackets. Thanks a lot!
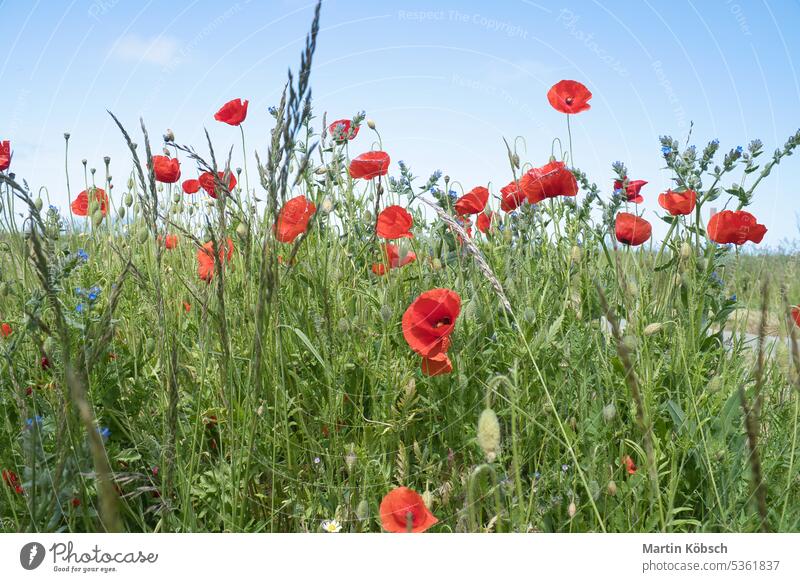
20,542,46,570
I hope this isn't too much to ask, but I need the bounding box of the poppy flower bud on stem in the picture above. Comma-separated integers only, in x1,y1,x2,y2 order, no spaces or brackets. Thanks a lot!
236,222,249,240
367,119,376,130
355,499,370,521
643,322,664,336
602,403,616,422
570,245,582,264
680,242,692,260
607,480,617,496
568,501,577,518
477,408,501,462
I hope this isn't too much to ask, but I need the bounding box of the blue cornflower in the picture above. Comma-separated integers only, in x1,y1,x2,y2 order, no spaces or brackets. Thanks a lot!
661,145,671,155
48,205,59,213
431,169,442,181
735,145,743,154
76,303,85,314
25,416,43,428
98,427,111,440
448,189,458,199
76,249,89,262
711,139,719,145
88,286,101,302
267,106,277,116
730,294,737,302
561,464,569,473
75,287,85,296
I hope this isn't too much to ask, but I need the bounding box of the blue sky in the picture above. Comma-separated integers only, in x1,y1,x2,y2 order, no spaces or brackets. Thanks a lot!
2,0,799,245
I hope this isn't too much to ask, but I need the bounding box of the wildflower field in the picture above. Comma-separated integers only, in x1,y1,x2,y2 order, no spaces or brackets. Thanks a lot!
3,3,800,534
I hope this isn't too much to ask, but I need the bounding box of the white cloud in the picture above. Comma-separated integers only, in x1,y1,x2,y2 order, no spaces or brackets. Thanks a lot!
110,34,180,66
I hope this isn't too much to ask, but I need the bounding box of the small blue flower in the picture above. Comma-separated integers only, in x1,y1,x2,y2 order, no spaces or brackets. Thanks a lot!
76,303,85,314
431,169,442,181
730,294,737,302
661,145,671,155
711,139,719,145
561,464,569,473
98,427,111,440
313,456,321,465
87,286,101,302
736,146,743,154
48,205,59,213
25,416,43,428
76,249,89,262
75,287,84,296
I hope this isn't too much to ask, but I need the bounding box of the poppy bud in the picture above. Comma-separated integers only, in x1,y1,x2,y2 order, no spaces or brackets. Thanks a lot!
103,156,110,165
236,222,249,240
431,258,443,271
570,245,582,263
512,153,520,168
367,119,376,130
127,177,135,189
607,480,617,496
680,242,692,260
118,207,125,219
64,132,71,141
82,159,87,166
503,228,513,242
345,447,357,473
644,322,664,336
568,501,577,518
89,200,99,215
92,209,103,227
355,499,370,521
164,129,175,142
602,403,616,422
35,198,43,211
124,193,133,207
173,192,181,203
477,408,501,462
621,335,638,352
321,198,333,214
707,377,721,393
91,168,96,176
422,489,433,509
137,229,149,244
363,210,373,223
380,304,393,323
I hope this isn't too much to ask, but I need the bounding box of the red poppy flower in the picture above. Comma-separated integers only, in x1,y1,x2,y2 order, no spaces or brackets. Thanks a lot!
547,80,592,114
71,187,108,217
328,119,359,142
615,212,652,246
707,210,766,245
71,497,81,508
623,455,637,475
791,306,800,328
0,140,10,171
198,171,237,199
454,186,489,216
379,487,438,533
372,243,417,275
197,238,234,283
275,195,316,243
152,155,181,183
476,211,495,233
41,356,50,369
349,151,391,180
613,178,647,204
183,301,191,314
214,98,249,126
161,234,179,250
421,353,452,376
520,160,578,203
1,323,12,338
2,469,23,494
182,179,200,194
500,180,525,212
376,205,413,239
658,189,697,216
402,288,461,358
